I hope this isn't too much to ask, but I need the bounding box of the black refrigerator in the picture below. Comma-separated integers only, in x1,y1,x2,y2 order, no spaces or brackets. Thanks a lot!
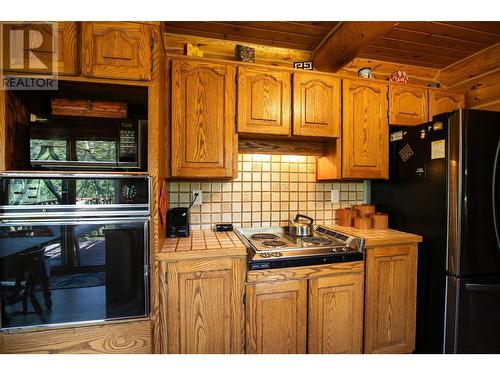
372,108,500,353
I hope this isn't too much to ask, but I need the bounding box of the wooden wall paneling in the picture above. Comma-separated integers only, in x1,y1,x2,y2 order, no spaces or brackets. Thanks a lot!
238,137,328,156
237,66,291,135
0,91,28,171
163,257,245,354
313,22,397,72
170,58,236,179
428,89,465,119
316,140,342,180
148,24,167,354
0,320,152,354
389,84,429,125
0,88,6,171
364,245,418,354
446,70,500,111
342,79,389,179
246,279,307,354
164,33,313,68
293,72,341,137
308,272,364,354
81,22,152,81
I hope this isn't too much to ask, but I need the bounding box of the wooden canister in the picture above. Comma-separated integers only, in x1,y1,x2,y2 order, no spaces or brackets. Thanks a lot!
354,216,372,229
336,208,357,227
354,204,376,217
371,212,389,229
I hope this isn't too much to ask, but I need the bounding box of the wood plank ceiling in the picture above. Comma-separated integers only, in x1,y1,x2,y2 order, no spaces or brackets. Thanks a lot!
164,21,500,69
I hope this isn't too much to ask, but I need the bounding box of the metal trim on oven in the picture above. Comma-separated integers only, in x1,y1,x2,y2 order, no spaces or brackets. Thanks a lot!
0,172,149,179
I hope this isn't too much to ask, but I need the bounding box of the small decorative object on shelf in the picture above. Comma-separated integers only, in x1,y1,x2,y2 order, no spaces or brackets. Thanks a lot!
184,43,204,57
427,82,441,88
389,70,409,83
235,44,255,62
294,61,313,70
357,67,372,78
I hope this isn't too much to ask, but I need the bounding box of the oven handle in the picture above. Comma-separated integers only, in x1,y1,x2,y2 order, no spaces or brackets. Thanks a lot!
0,216,150,225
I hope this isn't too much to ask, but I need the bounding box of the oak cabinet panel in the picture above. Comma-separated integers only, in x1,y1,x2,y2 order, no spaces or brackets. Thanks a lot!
171,59,236,178
246,280,307,354
342,79,389,179
308,273,364,354
81,22,152,81
364,245,418,353
293,72,341,138
428,90,465,119
1,22,77,75
390,85,429,125
161,257,245,354
237,66,291,135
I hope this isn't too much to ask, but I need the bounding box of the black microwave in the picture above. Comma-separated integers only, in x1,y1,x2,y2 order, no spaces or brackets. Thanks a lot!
29,115,147,170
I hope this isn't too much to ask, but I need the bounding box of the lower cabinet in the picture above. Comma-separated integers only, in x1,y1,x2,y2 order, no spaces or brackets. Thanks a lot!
364,245,418,353
160,256,246,354
246,263,364,354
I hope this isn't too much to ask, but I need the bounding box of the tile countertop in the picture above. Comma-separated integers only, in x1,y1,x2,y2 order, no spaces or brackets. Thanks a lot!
323,225,422,248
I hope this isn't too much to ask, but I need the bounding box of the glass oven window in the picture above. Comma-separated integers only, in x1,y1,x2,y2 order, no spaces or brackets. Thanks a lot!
75,179,116,205
7,179,64,206
30,139,67,162
76,140,117,163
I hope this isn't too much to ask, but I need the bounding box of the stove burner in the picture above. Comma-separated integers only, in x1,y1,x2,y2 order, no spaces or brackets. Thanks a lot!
251,233,279,240
301,237,333,246
262,240,287,247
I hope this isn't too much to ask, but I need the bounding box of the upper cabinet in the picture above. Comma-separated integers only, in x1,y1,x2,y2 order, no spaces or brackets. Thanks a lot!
81,22,152,81
428,90,465,119
342,79,389,179
237,66,291,136
293,72,341,138
171,58,236,179
1,22,77,75
389,85,429,126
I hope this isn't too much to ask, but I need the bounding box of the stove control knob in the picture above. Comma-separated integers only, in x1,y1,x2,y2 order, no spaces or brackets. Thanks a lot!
271,252,282,257
261,253,272,258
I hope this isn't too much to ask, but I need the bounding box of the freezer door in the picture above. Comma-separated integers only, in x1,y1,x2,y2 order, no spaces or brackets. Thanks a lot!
445,274,500,353
448,109,500,276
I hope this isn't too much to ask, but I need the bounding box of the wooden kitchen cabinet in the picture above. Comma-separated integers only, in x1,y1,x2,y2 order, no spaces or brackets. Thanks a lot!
237,66,291,135
364,245,418,353
342,79,389,179
293,72,341,138
246,279,307,354
389,84,429,125
1,22,77,75
428,90,465,119
170,58,236,178
81,22,152,81
308,272,364,354
161,256,246,354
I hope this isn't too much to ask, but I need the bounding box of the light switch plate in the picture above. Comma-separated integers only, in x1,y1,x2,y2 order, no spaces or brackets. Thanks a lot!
331,189,340,203
192,190,202,205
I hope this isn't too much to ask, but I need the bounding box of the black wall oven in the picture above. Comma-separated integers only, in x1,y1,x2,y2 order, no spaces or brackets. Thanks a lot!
0,173,150,330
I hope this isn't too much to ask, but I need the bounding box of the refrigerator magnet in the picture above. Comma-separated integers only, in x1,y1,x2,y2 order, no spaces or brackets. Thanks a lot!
431,140,446,159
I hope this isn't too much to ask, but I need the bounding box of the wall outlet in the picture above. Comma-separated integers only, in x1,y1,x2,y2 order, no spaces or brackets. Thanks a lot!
331,189,340,203
192,190,202,205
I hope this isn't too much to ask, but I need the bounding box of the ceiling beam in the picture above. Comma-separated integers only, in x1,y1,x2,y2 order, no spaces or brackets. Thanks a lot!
313,21,397,72
436,41,500,88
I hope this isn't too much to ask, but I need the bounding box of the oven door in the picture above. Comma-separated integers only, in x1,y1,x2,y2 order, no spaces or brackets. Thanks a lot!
0,217,149,330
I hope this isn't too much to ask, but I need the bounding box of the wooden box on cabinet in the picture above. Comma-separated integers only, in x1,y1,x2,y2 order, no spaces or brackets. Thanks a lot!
81,22,152,81
1,22,77,75
237,66,291,136
428,90,465,119
364,245,418,353
342,79,389,179
389,84,429,126
170,58,236,179
160,256,246,354
293,72,341,138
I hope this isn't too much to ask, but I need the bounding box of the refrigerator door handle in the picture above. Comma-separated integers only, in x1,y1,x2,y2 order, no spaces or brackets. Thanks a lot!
492,138,500,252
465,282,500,292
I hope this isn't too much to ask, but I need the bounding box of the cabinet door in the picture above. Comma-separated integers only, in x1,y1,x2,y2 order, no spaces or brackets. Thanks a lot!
1,22,77,75
390,85,429,125
162,257,245,354
293,72,341,137
171,59,236,178
342,79,389,179
81,22,151,81
237,66,291,135
246,280,307,354
308,273,364,353
428,90,465,119
364,245,418,353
